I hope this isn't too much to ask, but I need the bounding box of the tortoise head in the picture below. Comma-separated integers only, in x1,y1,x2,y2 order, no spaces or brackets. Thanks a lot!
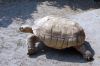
19,25,33,33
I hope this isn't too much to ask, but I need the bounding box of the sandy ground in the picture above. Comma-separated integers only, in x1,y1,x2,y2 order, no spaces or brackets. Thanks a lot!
0,0,100,66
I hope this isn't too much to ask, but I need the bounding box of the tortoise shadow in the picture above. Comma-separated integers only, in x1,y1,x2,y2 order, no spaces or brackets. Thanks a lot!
29,41,95,63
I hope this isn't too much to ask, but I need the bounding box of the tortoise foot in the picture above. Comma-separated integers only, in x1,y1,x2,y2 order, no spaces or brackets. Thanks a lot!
27,48,37,56
83,50,94,61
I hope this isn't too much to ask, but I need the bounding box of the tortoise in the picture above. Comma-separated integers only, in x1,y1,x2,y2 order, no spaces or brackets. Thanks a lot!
19,16,93,61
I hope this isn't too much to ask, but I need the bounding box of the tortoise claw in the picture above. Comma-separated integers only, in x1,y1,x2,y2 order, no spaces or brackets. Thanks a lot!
84,56,93,61
27,48,37,56
83,50,94,61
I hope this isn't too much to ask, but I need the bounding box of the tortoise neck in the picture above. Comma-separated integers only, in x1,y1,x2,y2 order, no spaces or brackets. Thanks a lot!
29,28,33,33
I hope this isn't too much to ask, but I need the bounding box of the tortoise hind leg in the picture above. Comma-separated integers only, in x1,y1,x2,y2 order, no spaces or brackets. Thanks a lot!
73,44,93,61
27,34,39,56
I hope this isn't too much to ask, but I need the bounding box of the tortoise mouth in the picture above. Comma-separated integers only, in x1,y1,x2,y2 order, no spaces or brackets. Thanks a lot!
19,27,23,31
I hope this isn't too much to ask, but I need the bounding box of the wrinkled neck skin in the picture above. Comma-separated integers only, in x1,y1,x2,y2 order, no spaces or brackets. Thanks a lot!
27,28,33,33
25,28,33,33
20,27,33,33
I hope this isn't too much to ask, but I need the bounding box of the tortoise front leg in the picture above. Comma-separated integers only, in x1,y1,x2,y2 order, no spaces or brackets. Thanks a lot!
27,34,39,56
73,44,93,61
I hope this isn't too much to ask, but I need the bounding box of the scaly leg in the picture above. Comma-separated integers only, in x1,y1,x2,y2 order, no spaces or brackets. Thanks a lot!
73,44,93,61
27,34,39,55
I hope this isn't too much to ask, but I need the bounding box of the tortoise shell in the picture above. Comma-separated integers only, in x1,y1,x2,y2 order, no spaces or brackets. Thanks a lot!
32,16,85,49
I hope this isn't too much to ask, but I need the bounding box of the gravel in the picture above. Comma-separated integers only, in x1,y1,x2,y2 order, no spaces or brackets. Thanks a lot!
0,0,100,66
